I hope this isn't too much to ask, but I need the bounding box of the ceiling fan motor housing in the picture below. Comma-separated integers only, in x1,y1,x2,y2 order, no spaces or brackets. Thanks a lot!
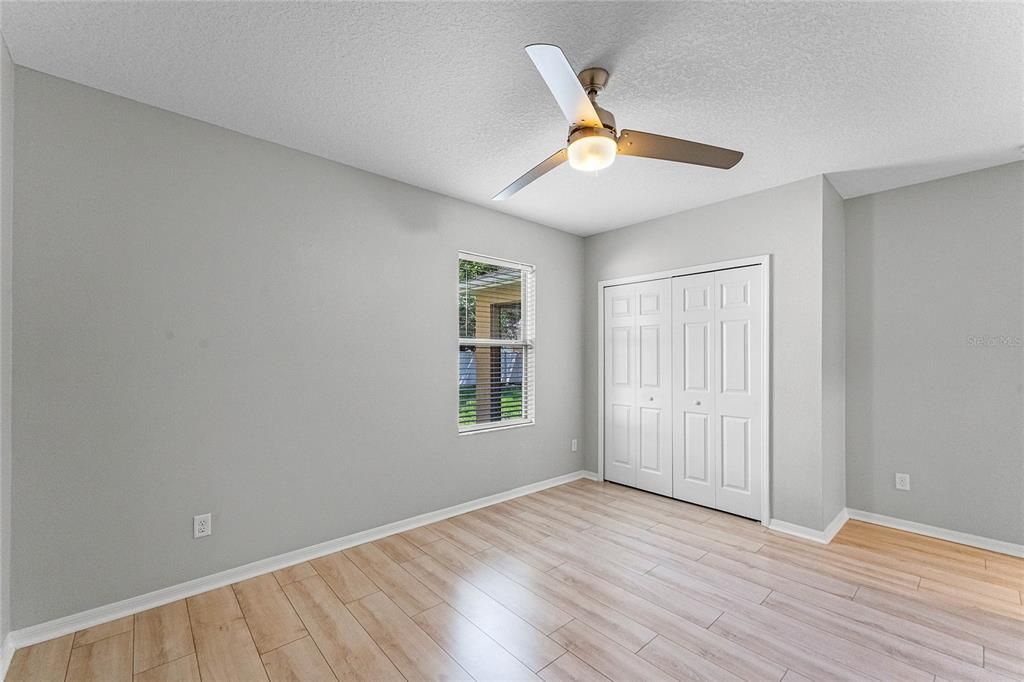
593,103,616,132
570,67,616,141
568,101,616,147
578,67,610,95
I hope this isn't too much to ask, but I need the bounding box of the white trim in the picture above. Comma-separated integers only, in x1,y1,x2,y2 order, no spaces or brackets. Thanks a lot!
457,250,535,272
1,634,14,681
458,339,533,348
823,507,851,542
5,470,590,652
769,507,1024,557
597,256,771,288
596,255,772,525
847,509,1024,558
769,507,849,544
457,419,534,436
596,281,604,483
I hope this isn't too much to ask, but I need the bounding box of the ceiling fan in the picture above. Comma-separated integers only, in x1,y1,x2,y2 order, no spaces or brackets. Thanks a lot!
493,44,744,201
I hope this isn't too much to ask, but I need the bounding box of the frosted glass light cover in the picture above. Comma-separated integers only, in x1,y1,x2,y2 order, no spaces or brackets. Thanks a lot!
567,135,616,171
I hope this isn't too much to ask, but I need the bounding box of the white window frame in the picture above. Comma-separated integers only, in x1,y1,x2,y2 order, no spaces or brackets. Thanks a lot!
458,251,536,435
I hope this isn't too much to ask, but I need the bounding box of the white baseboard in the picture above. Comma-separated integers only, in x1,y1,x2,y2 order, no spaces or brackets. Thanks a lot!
823,507,851,542
1,633,14,682
769,507,1024,557
7,469,590,652
578,470,599,481
847,509,1024,558
769,507,849,544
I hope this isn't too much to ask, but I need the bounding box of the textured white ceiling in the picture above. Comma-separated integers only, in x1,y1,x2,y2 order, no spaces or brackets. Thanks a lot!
2,1,1022,235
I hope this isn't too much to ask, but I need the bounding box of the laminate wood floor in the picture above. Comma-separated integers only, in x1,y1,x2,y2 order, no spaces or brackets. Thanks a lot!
7,479,1024,681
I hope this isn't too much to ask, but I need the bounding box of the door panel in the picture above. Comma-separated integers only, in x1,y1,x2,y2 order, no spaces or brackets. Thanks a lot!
683,285,710,311
682,323,710,391
720,319,750,394
604,279,672,495
640,291,662,315
713,266,763,519
682,412,710,483
611,327,630,385
639,325,661,387
671,272,717,509
673,265,763,520
604,284,637,487
639,408,662,471
634,279,672,496
610,404,632,466
720,280,749,308
720,415,751,492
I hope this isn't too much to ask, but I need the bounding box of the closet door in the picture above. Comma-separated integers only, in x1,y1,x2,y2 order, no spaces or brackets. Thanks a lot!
603,279,672,494
672,265,763,520
671,273,718,508
604,283,638,487
634,278,672,496
714,266,763,519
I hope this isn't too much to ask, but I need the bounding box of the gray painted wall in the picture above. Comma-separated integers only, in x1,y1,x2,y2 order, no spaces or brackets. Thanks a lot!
845,162,1024,544
11,68,585,628
821,176,847,526
583,176,831,530
0,35,14,643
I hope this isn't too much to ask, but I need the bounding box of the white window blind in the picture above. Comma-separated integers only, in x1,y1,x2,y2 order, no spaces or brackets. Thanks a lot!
458,252,535,433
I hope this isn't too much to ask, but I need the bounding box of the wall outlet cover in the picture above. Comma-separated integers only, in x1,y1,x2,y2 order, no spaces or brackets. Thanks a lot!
571,439,578,452
894,473,911,491
194,513,212,538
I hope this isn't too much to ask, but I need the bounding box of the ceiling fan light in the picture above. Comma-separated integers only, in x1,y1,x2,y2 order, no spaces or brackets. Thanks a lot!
567,132,616,172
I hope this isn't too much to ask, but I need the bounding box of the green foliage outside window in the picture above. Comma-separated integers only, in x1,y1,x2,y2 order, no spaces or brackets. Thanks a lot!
459,260,500,338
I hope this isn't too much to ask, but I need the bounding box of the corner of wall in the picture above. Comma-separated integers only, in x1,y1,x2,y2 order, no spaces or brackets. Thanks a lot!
820,175,847,528
0,27,14,654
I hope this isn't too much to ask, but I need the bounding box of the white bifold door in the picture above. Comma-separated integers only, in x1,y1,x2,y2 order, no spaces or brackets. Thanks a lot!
603,264,764,520
603,278,673,496
672,265,763,519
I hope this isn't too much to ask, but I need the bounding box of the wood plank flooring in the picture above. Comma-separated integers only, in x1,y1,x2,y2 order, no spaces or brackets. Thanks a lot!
7,479,1024,681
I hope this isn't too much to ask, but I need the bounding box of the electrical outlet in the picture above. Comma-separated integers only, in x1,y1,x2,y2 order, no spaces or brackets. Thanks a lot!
571,439,578,452
194,513,212,538
894,473,911,491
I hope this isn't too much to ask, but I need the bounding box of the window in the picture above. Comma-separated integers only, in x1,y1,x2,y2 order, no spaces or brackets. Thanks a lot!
458,252,535,433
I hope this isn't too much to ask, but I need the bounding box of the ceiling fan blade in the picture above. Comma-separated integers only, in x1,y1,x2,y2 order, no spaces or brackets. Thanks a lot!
493,149,568,201
617,130,743,169
525,44,601,128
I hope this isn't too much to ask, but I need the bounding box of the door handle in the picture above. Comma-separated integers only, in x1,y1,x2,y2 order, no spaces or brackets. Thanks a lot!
695,400,702,406
648,396,655,401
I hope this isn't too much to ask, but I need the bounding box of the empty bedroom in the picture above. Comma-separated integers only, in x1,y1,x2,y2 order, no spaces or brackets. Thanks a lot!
0,1,1021,681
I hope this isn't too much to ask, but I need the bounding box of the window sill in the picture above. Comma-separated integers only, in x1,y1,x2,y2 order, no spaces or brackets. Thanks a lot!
458,419,535,436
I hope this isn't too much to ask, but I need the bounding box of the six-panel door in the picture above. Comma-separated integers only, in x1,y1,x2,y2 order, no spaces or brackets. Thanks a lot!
709,266,762,520
635,279,672,496
603,279,673,495
604,284,638,487
606,265,763,520
671,272,718,509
